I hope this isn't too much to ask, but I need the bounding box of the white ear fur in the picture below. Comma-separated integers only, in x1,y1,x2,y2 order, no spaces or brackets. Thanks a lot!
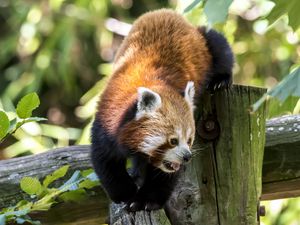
136,87,161,119
184,81,195,109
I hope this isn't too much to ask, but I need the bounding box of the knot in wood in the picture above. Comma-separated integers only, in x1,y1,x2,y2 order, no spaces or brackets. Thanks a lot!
197,116,220,141
204,120,215,131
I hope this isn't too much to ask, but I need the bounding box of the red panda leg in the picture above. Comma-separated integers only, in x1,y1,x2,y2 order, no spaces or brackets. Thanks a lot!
127,164,180,211
91,119,137,203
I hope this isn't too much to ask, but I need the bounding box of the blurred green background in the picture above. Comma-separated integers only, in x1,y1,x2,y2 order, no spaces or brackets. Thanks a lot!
0,0,299,224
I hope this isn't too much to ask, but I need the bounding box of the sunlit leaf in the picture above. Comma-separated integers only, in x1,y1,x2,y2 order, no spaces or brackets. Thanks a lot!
59,189,87,202
20,177,43,195
16,93,40,119
86,172,99,182
79,179,99,189
59,170,82,191
268,67,300,101
0,111,9,139
267,0,300,30
252,67,300,111
8,118,17,133
204,0,233,25
81,168,94,177
184,0,202,13
43,165,70,188
16,200,33,211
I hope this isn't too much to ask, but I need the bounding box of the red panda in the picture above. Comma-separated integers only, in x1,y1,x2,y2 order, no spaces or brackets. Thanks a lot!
91,9,233,211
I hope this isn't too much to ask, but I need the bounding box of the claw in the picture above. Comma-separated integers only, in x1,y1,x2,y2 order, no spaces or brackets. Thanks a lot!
127,201,143,212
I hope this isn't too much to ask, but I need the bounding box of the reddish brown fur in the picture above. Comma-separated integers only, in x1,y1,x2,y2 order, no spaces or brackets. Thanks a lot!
97,9,211,136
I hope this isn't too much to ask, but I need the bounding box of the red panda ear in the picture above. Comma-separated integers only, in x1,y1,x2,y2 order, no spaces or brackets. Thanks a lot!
136,87,162,119
184,81,195,109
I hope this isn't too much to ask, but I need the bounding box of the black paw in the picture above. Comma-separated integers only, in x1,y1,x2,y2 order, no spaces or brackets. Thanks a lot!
205,73,232,93
126,200,163,212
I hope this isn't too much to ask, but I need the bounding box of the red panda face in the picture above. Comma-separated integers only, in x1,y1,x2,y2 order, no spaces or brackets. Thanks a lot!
119,82,196,173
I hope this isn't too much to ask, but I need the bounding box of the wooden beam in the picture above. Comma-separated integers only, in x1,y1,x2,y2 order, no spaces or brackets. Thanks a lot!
262,114,300,200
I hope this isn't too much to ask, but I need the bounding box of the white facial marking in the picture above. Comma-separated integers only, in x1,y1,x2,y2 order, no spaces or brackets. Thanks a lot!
187,127,192,138
140,135,165,154
184,81,195,109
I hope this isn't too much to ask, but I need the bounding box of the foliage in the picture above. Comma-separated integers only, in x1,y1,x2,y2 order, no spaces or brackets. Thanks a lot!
0,166,100,225
261,199,300,225
184,0,233,25
183,0,300,113
253,66,300,111
267,0,300,31
0,92,46,144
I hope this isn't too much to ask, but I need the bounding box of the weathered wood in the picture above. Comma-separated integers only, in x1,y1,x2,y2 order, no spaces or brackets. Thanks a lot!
110,203,171,225
166,85,266,225
262,114,300,200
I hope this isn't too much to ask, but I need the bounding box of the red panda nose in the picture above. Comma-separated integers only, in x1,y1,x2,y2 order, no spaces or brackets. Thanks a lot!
183,151,192,162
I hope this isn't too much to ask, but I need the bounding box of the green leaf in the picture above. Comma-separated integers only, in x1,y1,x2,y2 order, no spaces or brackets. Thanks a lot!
267,0,300,31
0,111,9,139
43,165,70,188
252,66,300,111
79,179,99,189
16,200,33,211
16,93,40,119
266,67,300,100
59,170,82,191
184,0,202,13
0,214,5,225
81,169,94,177
204,0,233,25
20,177,43,195
86,172,99,182
8,118,17,133
59,189,87,202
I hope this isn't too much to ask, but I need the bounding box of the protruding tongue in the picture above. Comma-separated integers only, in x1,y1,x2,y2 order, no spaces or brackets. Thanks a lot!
171,162,180,171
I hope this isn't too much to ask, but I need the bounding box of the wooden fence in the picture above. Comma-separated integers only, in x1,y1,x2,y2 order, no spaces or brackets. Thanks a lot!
0,85,299,225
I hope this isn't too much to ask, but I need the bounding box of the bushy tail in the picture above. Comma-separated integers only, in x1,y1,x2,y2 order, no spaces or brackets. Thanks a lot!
199,27,234,91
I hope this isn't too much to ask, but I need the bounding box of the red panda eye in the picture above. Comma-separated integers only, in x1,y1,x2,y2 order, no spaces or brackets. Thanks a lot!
170,138,178,146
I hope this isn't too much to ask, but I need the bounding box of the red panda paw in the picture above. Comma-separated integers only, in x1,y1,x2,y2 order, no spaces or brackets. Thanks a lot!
126,200,163,212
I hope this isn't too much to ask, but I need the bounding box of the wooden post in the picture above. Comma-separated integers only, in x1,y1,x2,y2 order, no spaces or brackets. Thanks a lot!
166,85,267,225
